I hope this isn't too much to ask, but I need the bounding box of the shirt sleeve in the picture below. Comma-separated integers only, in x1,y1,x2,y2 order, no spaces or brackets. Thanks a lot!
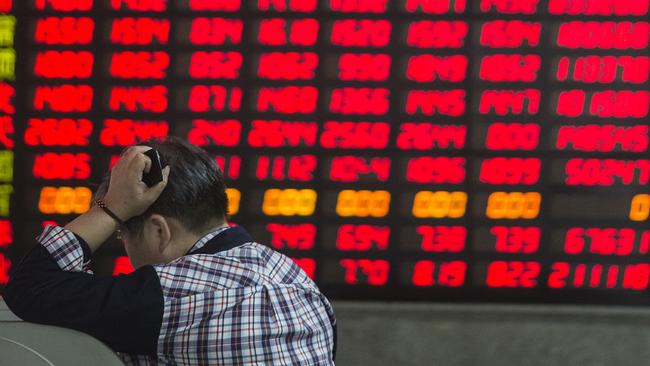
2,225,164,356
36,225,93,273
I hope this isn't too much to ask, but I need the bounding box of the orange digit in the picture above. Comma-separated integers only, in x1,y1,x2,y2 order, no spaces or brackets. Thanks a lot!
630,194,650,221
226,188,240,216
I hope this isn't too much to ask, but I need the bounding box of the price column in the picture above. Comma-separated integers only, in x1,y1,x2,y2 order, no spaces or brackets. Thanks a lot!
319,0,392,289
395,1,470,293
246,0,320,279
27,0,95,249
546,2,650,294
472,1,545,290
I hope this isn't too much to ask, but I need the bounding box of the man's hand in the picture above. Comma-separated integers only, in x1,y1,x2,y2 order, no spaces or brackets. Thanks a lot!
64,146,170,252
103,146,171,221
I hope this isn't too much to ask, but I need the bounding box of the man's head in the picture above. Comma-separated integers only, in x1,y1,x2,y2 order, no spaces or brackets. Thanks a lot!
95,137,229,268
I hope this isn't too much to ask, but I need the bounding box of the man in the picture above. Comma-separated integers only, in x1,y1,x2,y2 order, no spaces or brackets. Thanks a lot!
3,138,337,365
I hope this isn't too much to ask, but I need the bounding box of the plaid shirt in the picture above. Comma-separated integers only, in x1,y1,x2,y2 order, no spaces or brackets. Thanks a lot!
5,225,336,365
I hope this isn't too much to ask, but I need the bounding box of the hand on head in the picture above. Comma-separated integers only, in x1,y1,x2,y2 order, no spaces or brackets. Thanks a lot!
103,146,170,221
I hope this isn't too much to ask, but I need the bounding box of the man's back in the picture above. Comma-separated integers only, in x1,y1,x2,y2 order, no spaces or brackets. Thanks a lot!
123,226,336,365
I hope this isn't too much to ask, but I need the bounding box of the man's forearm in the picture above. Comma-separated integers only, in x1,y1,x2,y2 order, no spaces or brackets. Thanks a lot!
64,205,119,253
3,229,164,356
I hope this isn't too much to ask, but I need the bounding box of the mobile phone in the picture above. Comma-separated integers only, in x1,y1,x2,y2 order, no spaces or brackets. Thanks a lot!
142,149,165,187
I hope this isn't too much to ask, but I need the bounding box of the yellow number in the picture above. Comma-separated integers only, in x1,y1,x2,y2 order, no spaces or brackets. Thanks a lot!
336,190,390,217
0,48,15,80
0,16,16,47
486,191,541,219
630,194,650,221
263,188,316,216
411,191,467,218
0,150,13,182
0,184,12,216
38,186,91,214
226,188,240,216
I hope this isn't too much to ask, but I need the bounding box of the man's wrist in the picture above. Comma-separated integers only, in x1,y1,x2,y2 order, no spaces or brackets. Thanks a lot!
89,205,119,230
64,205,122,253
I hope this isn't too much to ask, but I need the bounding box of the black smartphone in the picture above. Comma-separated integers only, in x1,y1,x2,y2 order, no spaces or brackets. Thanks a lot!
142,149,165,187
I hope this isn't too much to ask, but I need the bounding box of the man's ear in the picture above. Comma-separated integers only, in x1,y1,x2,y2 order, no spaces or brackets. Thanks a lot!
146,214,172,255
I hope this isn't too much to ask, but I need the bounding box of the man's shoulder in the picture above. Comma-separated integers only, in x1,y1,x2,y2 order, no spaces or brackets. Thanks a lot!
152,242,315,298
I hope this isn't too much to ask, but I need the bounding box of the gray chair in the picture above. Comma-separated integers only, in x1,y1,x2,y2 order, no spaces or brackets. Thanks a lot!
0,299,124,366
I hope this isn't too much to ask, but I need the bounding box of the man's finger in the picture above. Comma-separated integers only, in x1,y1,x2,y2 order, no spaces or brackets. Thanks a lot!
129,153,152,182
145,166,170,198
142,154,152,173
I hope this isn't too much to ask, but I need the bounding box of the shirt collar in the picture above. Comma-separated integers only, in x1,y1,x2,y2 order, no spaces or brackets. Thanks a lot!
186,225,233,254
185,225,255,255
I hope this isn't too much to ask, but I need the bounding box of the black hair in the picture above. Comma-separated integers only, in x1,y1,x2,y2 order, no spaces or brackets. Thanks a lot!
94,137,228,237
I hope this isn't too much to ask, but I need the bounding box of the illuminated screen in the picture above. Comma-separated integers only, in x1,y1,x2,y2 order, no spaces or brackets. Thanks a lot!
0,0,649,304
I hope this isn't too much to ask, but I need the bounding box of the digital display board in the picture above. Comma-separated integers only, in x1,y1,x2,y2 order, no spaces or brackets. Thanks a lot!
1,0,649,304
